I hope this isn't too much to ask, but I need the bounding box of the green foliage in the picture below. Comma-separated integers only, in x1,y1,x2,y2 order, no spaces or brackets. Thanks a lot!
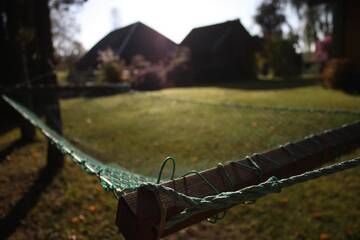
166,47,192,86
283,0,333,50
254,0,286,38
49,0,86,69
96,62,124,84
257,35,302,78
254,0,302,78
96,49,126,83
131,70,165,90
130,54,165,90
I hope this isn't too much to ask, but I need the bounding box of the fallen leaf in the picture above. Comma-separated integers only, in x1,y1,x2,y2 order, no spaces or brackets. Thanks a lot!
68,234,77,240
96,185,103,192
320,232,331,240
88,205,97,213
191,156,198,162
31,149,41,158
344,227,352,236
278,197,288,204
70,216,80,224
311,212,323,220
79,214,86,222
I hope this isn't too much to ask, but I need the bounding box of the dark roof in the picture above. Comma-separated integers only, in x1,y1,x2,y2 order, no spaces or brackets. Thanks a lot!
76,22,176,71
181,19,253,53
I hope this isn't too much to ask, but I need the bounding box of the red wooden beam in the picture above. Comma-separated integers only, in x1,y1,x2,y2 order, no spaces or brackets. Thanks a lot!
116,121,360,240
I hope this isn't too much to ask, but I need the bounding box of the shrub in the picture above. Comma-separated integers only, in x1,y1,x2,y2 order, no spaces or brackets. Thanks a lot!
94,48,193,89
257,36,302,79
96,48,126,83
126,54,165,90
131,67,165,90
322,58,360,92
166,47,193,86
131,54,151,69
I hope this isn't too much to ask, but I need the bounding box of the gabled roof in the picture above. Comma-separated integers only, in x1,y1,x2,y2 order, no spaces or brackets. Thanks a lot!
76,22,176,71
181,19,253,53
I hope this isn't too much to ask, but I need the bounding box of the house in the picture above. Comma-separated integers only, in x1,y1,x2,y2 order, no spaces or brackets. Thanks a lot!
181,19,257,83
75,22,177,71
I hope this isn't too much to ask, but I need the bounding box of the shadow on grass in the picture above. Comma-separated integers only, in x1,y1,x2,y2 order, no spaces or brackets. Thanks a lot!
0,99,20,135
0,124,16,136
0,159,62,239
0,139,30,164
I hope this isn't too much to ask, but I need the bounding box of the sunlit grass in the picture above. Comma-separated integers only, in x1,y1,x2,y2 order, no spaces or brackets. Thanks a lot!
61,86,360,177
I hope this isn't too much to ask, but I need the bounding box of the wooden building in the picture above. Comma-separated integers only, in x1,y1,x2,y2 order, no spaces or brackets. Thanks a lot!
181,19,257,83
76,22,176,71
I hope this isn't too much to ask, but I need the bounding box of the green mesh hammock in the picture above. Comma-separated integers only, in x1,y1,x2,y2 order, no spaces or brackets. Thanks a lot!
3,94,360,229
3,95,155,193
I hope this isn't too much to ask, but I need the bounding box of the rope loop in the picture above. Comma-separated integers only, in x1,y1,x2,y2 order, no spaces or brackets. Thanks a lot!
217,163,235,191
279,143,298,161
157,156,176,184
181,170,219,194
161,156,360,229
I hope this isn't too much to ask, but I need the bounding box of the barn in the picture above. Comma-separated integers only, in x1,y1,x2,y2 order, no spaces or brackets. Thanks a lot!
75,22,176,71
181,19,257,83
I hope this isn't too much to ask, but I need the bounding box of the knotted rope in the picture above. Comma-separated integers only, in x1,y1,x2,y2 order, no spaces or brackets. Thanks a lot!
141,156,360,229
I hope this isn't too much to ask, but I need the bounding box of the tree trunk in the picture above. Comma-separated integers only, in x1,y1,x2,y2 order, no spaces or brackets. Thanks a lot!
32,0,64,170
1,0,36,141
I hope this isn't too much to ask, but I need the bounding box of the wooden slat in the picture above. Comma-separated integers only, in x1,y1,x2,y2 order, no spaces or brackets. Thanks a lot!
116,121,360,240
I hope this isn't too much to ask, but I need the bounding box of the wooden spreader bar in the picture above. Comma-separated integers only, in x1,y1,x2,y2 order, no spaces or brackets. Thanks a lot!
116,121,360,240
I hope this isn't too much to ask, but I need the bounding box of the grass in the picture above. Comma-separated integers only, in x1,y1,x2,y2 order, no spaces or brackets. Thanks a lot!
56,70,69,86
1,83,360,239
61,85,360,176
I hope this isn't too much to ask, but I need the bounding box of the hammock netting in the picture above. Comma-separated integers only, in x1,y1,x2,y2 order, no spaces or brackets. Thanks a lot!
3,90,360,195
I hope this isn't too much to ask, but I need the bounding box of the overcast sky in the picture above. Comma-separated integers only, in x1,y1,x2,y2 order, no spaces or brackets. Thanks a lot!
76,0,299,50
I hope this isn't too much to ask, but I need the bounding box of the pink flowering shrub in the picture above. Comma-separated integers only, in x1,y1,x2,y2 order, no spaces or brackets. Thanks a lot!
96,47,192,90
96,48,127,83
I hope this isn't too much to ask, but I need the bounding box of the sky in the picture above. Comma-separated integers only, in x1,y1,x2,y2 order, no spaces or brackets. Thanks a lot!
76,0,300,50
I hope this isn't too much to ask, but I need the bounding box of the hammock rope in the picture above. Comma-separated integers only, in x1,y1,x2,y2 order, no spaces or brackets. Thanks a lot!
3,95,360,228
143,156,360,229
2,95,156,193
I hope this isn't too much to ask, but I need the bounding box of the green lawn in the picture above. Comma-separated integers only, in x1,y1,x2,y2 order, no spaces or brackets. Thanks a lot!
61,85,360,176
1,84,360,239
56,70,69,86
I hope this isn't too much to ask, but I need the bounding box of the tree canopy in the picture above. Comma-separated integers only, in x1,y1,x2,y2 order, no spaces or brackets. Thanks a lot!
254,0,286,38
